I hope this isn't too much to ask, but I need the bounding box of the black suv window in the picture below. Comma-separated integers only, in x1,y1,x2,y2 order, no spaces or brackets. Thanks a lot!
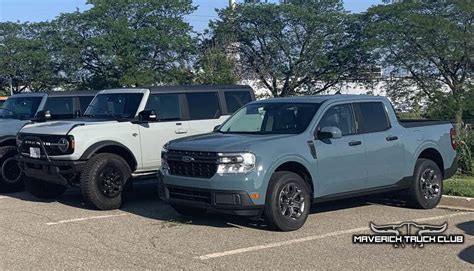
353,102,390,133
79,96,94,114
146,94,181,121
186,92,220,120
44,97,74,119
225,91,252,113
318,104,356,136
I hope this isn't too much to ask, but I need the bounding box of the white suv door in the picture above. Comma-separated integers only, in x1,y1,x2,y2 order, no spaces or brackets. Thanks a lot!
138,93,189,171
185,92,227,134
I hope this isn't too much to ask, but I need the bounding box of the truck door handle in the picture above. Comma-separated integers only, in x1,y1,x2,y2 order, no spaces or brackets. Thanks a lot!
175,128,188,134
348,141,362,146
386,136,398,141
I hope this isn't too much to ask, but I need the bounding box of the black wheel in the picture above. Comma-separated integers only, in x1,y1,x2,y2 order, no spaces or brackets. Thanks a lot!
264,171,311,231
25,177,67,199
407,158,443,209
172,205,207,217
80,153,131,210
0,146,24,192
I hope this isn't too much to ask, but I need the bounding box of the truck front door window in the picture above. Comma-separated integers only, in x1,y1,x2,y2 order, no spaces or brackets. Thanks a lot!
317,104,356,136
146,94,181,121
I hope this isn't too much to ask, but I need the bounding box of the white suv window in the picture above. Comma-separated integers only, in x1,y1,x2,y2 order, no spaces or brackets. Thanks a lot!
146,94,182,121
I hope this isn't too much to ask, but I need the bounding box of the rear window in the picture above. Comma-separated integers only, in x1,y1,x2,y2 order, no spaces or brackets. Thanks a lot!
186,92,221,120
353,102,390,133
225,91,252,113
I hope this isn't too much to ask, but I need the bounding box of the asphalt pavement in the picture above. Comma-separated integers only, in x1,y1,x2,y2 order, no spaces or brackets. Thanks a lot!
0,182,473,270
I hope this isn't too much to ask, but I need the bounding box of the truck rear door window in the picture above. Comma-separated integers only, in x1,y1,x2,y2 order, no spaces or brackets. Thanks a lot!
186,92,221,120
224,91,252,113
146,94,181,121
353,102,390,133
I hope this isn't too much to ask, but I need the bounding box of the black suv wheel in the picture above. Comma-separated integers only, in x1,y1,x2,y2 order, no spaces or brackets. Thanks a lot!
0,146,24,192
80,153,131,210
264,171,311,231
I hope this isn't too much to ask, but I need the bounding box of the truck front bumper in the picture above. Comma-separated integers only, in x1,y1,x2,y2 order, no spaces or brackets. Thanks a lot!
17,156,85,186
158,171,264,217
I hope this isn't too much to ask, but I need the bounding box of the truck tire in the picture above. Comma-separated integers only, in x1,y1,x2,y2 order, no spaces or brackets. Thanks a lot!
80,153,131,210
264,171,311,231
171,205,207,217
407,158,443,209
25,177,67,199
0,146,24,192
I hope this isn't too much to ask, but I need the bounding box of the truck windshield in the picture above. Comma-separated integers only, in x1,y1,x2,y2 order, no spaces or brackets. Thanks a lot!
0,97,43,120
84,93,143,119
219,102,321,134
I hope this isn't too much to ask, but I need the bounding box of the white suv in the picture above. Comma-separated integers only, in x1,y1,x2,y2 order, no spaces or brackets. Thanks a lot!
17,85,255,210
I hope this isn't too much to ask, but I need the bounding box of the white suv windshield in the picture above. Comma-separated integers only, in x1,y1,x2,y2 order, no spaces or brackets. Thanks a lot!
0,97,43,120
219,102,321,134
84,93,143,119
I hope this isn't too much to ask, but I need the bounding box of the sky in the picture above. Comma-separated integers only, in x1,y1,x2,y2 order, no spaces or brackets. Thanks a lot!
0,0,382,32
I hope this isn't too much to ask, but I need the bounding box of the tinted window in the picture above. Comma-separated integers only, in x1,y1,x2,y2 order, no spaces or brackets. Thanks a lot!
225,91,252,113
220,103,320,134
318,104,356,136
45,97,74,119
146,94,181,121
79,96,94,114
186,92,220,120
354,102,390,133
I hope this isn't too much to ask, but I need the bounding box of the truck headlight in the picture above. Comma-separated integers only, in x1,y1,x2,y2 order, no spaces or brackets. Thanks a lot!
217,152,256,174
57,136,74,153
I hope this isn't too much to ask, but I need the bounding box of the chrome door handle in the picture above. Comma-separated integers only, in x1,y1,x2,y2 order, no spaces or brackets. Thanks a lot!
175,129,188,134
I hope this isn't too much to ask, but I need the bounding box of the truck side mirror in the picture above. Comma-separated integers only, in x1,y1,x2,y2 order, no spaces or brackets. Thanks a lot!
317,126,342,140
213,125,221,132
35,110,51,122
138,110,157,122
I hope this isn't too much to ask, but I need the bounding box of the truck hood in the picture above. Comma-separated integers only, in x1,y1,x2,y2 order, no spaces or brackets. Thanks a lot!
168,133,293,153
0,118,31,138
19,119,117,135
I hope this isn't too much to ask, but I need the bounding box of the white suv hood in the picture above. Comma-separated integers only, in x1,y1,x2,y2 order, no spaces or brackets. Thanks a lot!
19,119,116,135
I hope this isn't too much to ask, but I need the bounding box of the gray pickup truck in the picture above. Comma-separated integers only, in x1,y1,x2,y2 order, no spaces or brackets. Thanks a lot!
160,95,458,231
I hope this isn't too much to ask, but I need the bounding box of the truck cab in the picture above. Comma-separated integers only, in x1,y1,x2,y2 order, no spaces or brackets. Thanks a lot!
0,91,95,191
160,95,457,231
17,85,255,210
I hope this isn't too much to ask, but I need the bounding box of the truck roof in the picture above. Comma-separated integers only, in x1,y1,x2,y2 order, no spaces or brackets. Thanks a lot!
255,94,387,104
98,85,253,95
9,91,97,98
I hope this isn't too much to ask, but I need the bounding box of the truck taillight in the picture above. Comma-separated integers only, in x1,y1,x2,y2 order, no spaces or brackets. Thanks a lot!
450,128,457,150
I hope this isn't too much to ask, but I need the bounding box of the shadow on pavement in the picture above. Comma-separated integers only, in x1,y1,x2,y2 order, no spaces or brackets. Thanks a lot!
1,182,411,231
457,221,474,265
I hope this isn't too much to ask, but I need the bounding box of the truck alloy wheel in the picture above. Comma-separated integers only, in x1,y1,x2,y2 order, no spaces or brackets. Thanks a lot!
419,168,441,200
408,158,443,209
99,165,123,198
279,183,306,220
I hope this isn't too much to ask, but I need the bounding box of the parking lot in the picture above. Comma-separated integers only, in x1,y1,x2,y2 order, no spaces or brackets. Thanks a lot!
0,181,473,270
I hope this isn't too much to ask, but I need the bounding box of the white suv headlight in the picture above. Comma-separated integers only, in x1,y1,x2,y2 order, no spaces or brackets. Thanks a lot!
217,152,256,174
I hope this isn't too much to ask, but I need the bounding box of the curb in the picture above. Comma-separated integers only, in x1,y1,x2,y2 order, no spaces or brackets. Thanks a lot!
439,195,474,211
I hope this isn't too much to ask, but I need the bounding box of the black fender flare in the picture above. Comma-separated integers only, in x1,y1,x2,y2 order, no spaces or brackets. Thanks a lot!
80,141,138,170
0,136,17,146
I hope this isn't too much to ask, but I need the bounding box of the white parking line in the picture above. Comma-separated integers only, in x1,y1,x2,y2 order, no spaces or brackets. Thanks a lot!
196,212,470,260
46,213,128,225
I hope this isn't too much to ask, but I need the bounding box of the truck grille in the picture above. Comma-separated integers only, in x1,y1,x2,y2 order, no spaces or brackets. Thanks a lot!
18,133,70,157
166,150,218,178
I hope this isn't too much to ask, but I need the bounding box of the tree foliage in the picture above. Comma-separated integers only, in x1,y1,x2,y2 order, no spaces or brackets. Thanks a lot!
365,0,473,125
210,0,365,97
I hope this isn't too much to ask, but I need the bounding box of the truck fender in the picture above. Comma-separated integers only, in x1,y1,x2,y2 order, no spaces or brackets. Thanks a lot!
80,141,138,171
0,136,16,146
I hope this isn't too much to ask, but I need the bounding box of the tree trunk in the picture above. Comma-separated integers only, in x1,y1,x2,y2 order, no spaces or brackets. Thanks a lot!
454,97,463,131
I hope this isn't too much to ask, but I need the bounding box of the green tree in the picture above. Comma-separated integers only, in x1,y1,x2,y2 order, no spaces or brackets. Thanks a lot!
210,0,363,97
52,0,197,89
194,39,238,85
0,22,61,93
365,0,473,126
